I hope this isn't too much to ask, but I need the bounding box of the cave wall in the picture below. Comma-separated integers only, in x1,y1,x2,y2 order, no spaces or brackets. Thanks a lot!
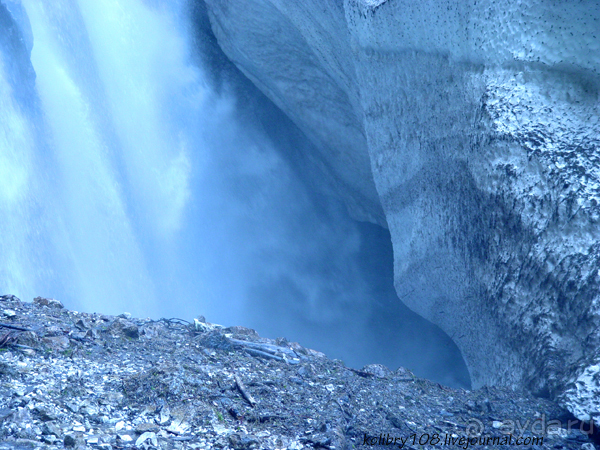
203,0,600,423
204,0,384,225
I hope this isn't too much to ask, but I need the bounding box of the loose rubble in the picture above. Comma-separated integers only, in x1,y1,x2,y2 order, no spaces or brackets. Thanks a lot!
0,294,598,449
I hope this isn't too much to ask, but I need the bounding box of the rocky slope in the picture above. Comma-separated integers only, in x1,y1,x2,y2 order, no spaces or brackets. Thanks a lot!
201,0,600,425
0,294,598,450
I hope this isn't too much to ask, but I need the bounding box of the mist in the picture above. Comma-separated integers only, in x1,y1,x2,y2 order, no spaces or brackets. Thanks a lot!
0,0,470,388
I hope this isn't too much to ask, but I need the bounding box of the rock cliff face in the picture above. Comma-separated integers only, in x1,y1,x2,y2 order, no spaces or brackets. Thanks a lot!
203,0,600,423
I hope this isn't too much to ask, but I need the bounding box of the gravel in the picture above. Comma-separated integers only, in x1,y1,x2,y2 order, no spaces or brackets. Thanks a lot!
0,295,597,449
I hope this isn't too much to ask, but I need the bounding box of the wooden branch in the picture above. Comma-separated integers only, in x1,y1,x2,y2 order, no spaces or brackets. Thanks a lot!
234,374,256,407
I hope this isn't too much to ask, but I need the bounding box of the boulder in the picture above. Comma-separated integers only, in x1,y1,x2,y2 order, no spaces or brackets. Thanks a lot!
33,297,64,309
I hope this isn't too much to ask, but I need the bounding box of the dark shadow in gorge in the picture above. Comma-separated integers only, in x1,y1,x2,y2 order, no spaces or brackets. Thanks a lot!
245,220,472,389
187,0,471,389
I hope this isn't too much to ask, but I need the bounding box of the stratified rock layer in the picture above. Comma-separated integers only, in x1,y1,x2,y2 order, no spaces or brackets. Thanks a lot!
203,0,600,423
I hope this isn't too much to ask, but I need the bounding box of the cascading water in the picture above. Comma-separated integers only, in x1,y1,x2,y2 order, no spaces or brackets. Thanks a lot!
3,0,203,317
0,0,470,387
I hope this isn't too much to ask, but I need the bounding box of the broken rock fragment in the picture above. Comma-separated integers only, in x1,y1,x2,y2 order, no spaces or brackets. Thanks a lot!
109,318,139,339
33,297,64,309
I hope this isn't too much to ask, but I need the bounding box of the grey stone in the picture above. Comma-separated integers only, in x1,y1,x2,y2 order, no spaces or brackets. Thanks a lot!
34,406,57,422
43,335,70,350
75,319,90,330
110,318,139,339
33,297,64,309
63,434,76,448
0,409,13,422
41,422,61,436
361,364,391,379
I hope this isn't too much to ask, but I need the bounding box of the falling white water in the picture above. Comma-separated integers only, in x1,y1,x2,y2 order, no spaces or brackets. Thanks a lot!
0,50,40,298
13,0,204,317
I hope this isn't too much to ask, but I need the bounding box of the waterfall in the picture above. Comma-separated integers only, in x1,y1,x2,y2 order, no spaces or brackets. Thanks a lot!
1,0,203,317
